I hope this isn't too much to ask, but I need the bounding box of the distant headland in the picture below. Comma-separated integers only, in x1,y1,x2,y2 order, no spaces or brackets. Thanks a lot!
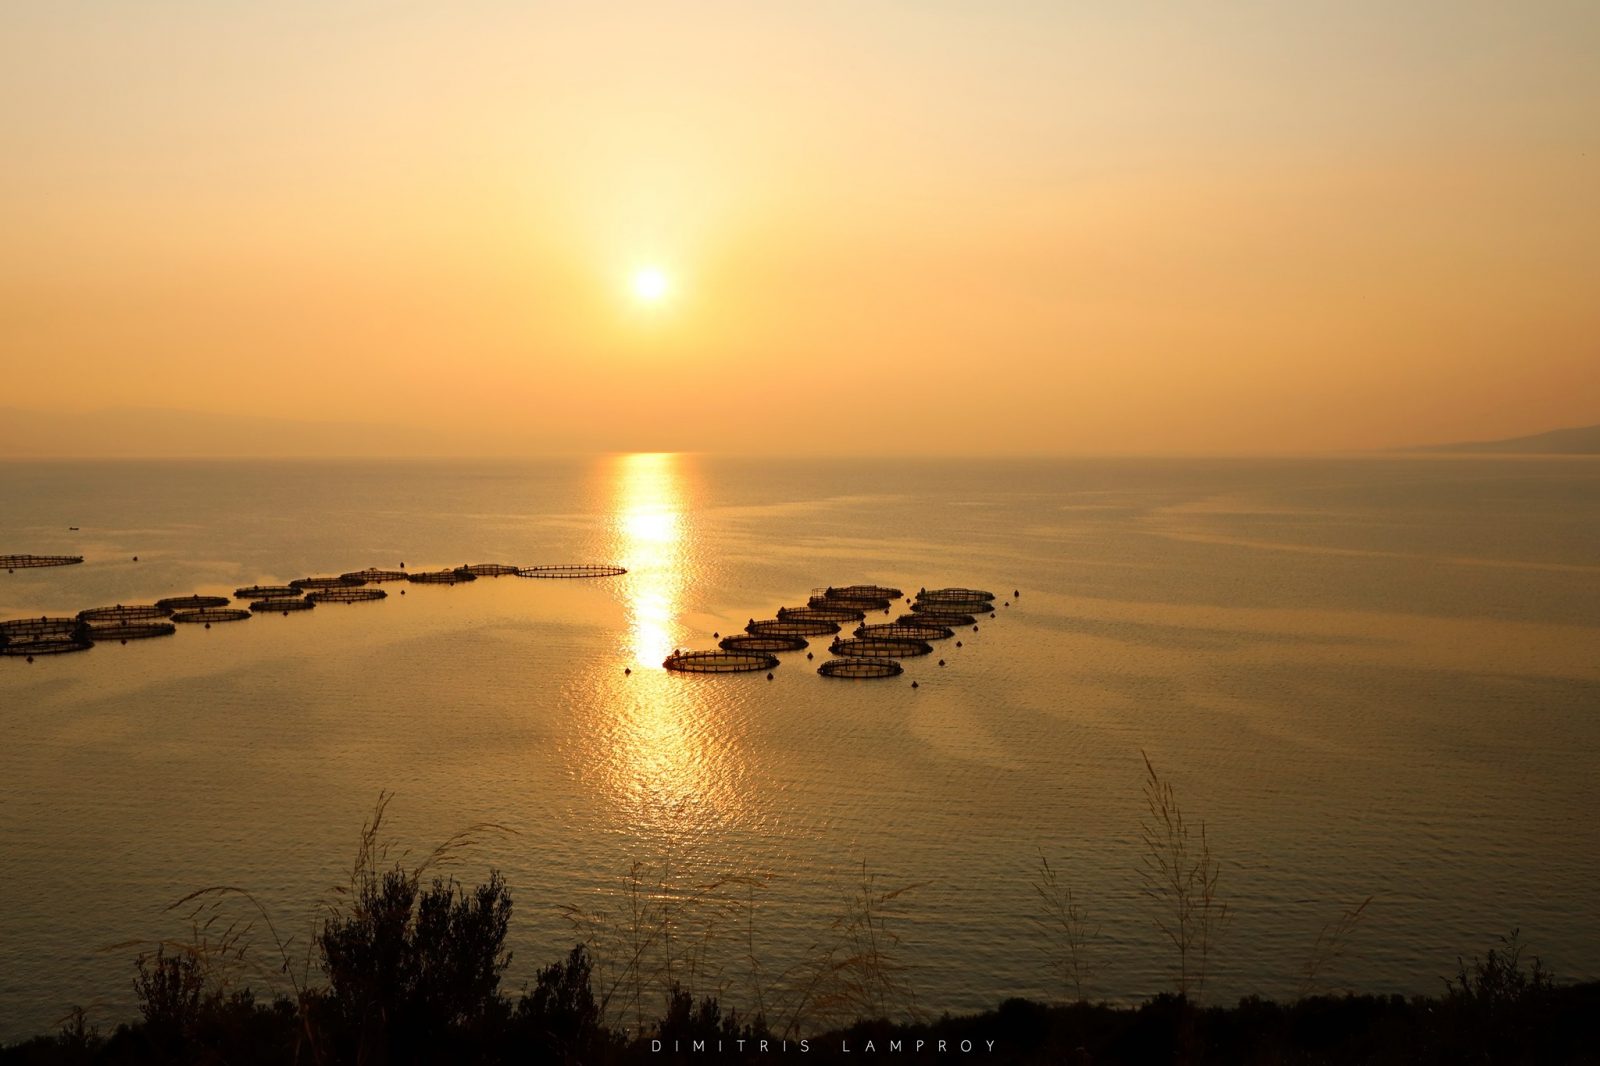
1406,423,1600,455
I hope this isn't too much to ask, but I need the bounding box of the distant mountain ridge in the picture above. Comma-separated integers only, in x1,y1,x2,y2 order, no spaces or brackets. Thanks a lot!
1416,423,1600,455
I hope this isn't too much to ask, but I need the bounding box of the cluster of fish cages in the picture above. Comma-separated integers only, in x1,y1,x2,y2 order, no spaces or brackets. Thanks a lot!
2,554,84,571
517,564,628,579
4,555,628,666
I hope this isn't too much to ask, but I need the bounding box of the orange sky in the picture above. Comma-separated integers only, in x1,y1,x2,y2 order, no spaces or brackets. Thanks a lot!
2,3,1597,456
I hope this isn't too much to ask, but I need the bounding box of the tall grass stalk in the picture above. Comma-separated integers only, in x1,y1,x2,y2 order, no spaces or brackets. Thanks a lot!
1031,850,1098,1002
1138,751,1227,1002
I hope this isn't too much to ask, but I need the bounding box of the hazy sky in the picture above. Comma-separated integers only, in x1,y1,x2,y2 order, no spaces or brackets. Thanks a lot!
3,2,1597,455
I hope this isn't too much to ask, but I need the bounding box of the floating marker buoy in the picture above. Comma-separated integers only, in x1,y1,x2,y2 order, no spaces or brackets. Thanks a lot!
132,556,139,561
204,622,211,629
807,652,813,660
911,680,919,688
120,639,127,645
766,672,773,680
714,632,720,638
1004,601,1010,607
399,589,405,595
625,667,632,675
973,626,979,632
26,655,34,663
1014,590,1019,597
956,641,963,647
938,659,945,666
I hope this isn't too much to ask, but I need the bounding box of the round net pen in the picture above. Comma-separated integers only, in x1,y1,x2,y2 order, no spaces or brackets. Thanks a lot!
778,605,864,623
746,618,840,638
2,637,92,657
2,554,84,571
818,657,902,679
79,604,173,624
340,569,410,583
461,563,520,577
234,585,301,600
407,569,477,585
1,617,86,640
307,587,387,604
808,594,891,612
823,584,903,602
157,595,231,610
291,576,365,590
916,587,996,604
251,598,315,613
898,610,975,627
171,607,252,624
720,634,809,652
856,622,955,641
664,650,780,673
517,564,628,579
911,599,994,617
86,621,176,642
830,636,934,658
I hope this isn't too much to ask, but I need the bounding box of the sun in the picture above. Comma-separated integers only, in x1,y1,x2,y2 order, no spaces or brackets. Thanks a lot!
631,267,670,304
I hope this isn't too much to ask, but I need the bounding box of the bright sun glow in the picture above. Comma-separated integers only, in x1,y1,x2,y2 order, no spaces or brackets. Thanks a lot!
631,267,670,304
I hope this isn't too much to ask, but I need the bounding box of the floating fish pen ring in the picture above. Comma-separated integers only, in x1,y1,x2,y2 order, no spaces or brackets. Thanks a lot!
251,598,315,613
340,569,409,583
818,657,902,679
1,617,85,639
516,564,628,579
291,576,365,590
2,637,92,656
809,595,890,612
747,618,840,637
170,608,251,624
824,584,903,602
911,600,993,616
307,587,387,604
898,610,975,627
79,604,174,623
234,585,301,600
1,554,84,571
461,563,520,577
86,621,176,641
856,622,955,641
407,569,477,584
157,595,230,610
720,634,808,652
917,587,995,603
830,637,934,658
664,649,780,673
778,605,864,623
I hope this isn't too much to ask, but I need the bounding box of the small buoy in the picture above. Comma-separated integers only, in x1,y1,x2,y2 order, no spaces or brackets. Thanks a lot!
120,639,127,645
938,659,945,666
26,655,35,663
911,680,919,688
282,611,290,616
956,640,963,647
714,631,720,639
400,561,405,568
1004,601,1010,607
807,652,814,660
132,556,139,561
399,589,405,595
625,667,632,675
973,625,979,632
1013,589,1019,597
204,622,211,629
69,526,79,531
766,672,774,680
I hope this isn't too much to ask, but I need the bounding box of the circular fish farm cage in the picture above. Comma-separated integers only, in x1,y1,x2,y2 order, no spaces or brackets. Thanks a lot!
234,585,301,600
78,604,173,624
251,598,315,613
516,564,628,579
86,621,176,641
307,587,387,604
897,610,975,627
664,649,781,673
746,618,841,638
911,599,994,617
720,634,809,653
340,569,410,583
830,637,934,658
461,563,520,577
1,617,86,640
823,584,903,602
856,622,955,641
407,569,477,584
917,587,996,604
2,637,92,657
170,608,252,625
778,605,865,623
818,657,903,679
156,595,230,611
808,594,891,612
290,576,364,590
2,554,85,571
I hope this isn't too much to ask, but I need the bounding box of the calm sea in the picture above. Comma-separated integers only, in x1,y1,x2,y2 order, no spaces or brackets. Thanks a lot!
1,455,1597,1041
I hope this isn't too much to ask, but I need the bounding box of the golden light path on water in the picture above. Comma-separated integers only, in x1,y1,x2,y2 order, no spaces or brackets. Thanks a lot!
585,452,756,852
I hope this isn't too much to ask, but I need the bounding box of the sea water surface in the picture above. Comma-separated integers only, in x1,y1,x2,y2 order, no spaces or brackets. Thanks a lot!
1,455,1597,1041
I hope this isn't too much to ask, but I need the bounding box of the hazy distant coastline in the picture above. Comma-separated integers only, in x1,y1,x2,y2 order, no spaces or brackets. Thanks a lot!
1401,423,1600,455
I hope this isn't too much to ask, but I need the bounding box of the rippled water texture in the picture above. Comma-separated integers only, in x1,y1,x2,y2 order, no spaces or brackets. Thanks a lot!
1,455,1597,1040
